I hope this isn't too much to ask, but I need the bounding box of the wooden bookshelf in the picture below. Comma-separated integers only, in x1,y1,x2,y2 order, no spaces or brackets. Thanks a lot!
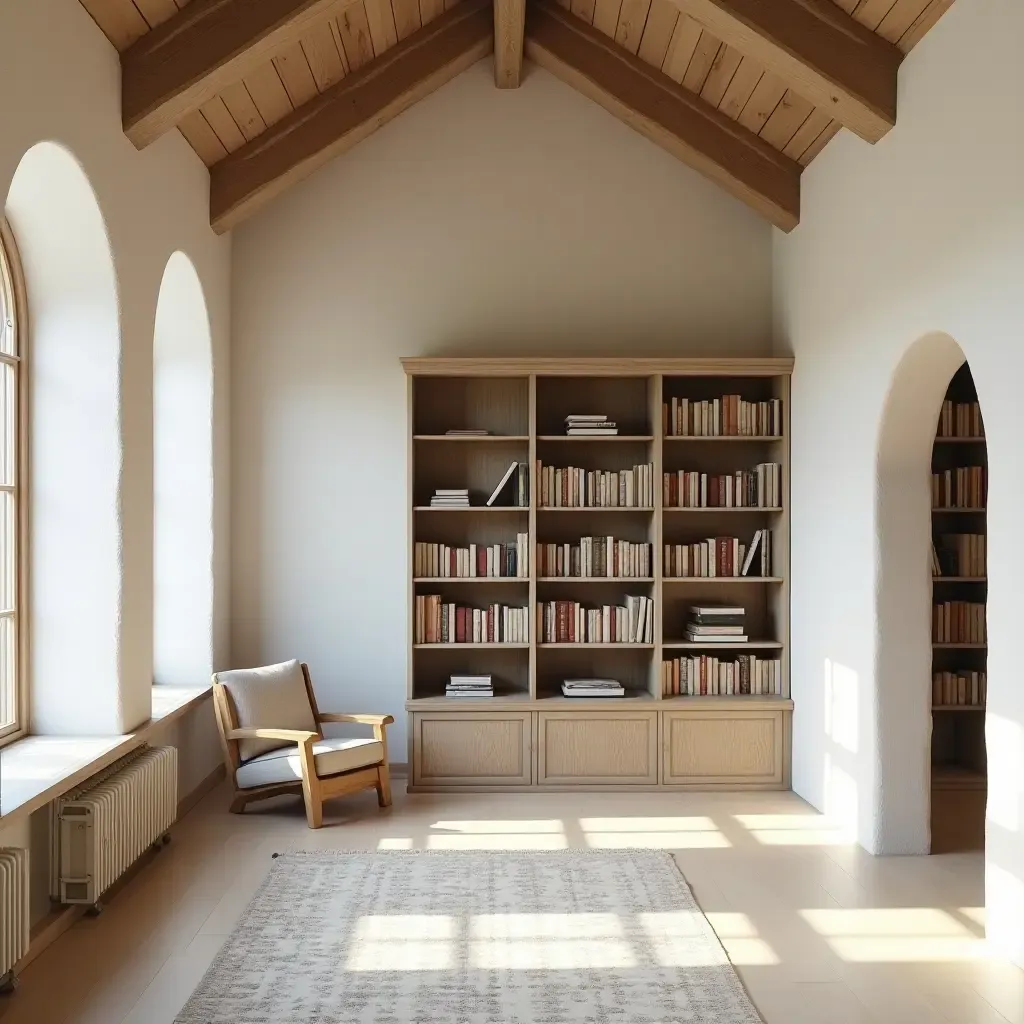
404,358,792,792
930,364,987,825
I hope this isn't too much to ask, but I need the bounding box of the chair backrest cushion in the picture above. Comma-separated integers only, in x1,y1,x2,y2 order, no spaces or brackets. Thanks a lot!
215,659,318,761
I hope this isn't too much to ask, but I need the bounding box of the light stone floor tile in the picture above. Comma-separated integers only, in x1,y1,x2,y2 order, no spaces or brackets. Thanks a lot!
0,782,1019,1024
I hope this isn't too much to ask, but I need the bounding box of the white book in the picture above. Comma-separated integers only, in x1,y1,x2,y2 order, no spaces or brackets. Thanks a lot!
486,461,520,507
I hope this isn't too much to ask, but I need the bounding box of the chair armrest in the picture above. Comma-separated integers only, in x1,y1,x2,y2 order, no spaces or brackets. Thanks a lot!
317,714,395,727
227,727,319,743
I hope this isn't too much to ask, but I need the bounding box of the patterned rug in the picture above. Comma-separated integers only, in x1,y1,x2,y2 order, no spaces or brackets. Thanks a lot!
176,849,763,1023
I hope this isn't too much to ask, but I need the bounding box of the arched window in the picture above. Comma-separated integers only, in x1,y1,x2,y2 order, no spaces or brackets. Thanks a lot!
0,220,24,744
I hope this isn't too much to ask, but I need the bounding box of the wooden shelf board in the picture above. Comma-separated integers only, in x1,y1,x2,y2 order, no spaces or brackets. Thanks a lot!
932,705,986,712
537,435,654,442
413,577,529,583
538,506,655,512
933,437,986,443
931,507,986,513
932,643,987,649
406,695,533,711
413,643,530,650
659,695,794,709
932,766,987,791
932,577,986,582
414,506,528,512
663,576,783,583
537,576,654,583
664,435,784,442
413,434,530,442
663,506,783,513
663,640,783,650
538,643,655,649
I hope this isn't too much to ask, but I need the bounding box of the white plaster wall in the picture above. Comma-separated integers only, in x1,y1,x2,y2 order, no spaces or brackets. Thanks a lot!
231,60,774,757
0,0,233,727
773,0,1024,966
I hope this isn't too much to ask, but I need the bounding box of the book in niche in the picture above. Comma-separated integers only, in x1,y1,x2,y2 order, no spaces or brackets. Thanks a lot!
486,461,528,507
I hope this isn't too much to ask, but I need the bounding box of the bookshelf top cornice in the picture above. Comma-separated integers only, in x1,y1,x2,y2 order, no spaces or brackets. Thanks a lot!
400,357,794,377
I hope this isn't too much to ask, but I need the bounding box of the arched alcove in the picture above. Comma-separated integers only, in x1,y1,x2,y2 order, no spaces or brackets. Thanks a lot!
153,252,213,686
5,141,124,735
875,331,969,854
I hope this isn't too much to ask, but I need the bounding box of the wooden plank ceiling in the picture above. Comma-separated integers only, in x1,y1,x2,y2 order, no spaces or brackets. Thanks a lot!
79,0,955,230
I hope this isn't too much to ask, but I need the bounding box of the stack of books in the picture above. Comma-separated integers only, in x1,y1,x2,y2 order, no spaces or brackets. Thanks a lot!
445,429,490,437
686,605,747,643
430,488,470,508
446,674,494,699
561,678,625,698
565,415,618,436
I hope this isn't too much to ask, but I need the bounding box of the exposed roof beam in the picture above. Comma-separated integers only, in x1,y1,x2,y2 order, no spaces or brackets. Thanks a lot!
525,0,800,230
493,0,526,88
209,0,493,233
122,0,355,149
669,0,901,143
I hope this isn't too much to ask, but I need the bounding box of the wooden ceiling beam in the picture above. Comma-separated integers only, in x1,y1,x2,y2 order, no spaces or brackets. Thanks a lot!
668,0,902,143
493,0,526,88
122,0,357,149
209,0,493,233
524,0,800,230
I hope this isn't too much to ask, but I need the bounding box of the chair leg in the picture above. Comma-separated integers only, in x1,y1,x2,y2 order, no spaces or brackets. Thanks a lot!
229,793,248,814
304,795,324,829
376,765,392,808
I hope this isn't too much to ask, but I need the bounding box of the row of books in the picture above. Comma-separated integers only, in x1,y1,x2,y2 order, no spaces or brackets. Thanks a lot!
931,534,986,577
935,401,983,439
663,464,781,508
565,414,617,436
427,462,530,509
932,671,986,707
446,674,493,698
537,463,655,508
538,596,654,644
661,655,782,697
537,538,652,578
414,597,529,644
685,605,747,643
414,537,529,578
663,396,783,438
931,467,986,509
933,601,986,644
663,529,772,578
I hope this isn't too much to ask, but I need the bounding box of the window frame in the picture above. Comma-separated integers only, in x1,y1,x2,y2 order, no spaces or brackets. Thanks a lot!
0,218,28,748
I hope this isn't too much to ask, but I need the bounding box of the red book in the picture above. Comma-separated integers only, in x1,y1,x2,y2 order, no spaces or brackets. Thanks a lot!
456,607,466,644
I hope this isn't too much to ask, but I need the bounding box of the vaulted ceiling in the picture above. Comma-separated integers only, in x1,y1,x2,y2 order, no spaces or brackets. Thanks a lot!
79,0,955,233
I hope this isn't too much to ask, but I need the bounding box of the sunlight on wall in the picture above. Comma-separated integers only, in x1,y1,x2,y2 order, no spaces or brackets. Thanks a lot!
5,141,123,734
986,713,1022,833
823,752,860,841
154,251,213,687
824,658,859,754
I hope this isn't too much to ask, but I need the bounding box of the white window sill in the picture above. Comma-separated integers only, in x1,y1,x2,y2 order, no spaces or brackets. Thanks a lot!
0,685,212,828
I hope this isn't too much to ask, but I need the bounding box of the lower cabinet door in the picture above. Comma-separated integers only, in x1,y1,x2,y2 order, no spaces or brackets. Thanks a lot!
412,712,533,787
537,711,658,785
662,709,787,786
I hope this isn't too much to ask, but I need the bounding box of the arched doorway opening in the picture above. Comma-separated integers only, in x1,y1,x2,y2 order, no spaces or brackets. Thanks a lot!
153,252,213,686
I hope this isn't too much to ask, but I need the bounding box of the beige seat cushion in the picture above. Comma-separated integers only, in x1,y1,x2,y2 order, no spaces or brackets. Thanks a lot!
235,737,384,789
215,659,318,761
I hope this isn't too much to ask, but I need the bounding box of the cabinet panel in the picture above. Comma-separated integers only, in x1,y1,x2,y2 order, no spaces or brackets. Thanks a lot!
412,712,533,786
663,710,785,786
537,711,658,785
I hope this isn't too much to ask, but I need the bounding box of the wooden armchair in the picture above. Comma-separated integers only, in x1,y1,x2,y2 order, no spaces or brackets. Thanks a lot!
211,660,393,829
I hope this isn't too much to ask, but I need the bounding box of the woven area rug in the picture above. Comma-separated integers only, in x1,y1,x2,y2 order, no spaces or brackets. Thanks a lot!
176,850,763,1023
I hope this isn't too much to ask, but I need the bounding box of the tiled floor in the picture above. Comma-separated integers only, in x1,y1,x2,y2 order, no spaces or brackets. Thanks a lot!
1,782,1020,1023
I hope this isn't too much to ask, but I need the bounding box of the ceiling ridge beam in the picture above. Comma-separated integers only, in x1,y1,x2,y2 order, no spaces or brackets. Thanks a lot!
209,0,494,233
525,0,801,230
122,0,358,149
494,0,526,88
668,0,901,143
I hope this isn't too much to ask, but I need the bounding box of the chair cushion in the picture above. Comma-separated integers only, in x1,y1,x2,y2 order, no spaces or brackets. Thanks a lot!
215,659,318,761
235,737,384,790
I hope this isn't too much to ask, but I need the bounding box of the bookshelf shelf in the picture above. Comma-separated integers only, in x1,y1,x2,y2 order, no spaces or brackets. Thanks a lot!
538,576,654,583
932,576,986,582
413,643,531,650
405,357,792,792
663,640,783,649
414,434,530,442
932,643,986,649
536,435,655,442
663,576,783,584
932,705,986,712
413,577,529,583
933,437,985,443
931,507,986,513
